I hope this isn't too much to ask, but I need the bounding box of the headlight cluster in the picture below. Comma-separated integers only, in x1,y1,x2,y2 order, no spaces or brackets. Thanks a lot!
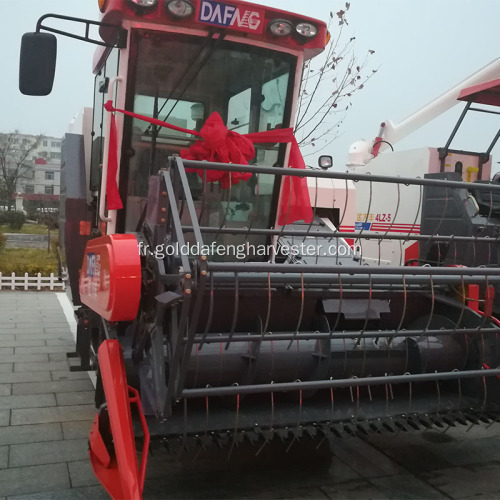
125,0,194,18
268,19,318,39
124,0,317,37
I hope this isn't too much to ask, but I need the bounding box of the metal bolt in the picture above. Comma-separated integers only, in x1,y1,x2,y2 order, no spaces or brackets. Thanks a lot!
161,207,166,213
201,255,207,261
160,218,166,223
185,289,192,295
201,270,207,277
186,274,192,280
162,191,167,196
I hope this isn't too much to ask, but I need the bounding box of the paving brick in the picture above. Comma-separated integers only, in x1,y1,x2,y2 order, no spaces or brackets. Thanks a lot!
0,354,49,364
68,460,100,488
10,329,49,336
51,371,90,381
0,371,51,384
0,394,55,410
0,423,62,446
0,364,13,373
7,484,109,499
11,405,95,425
0,340,44,348
331,438,407,479
0,410,9,427
0,463,70,496
48,353,69,362
15,333,70,341
0,349,13,356
9,438,88,467
0,385,10,397
322,480,389,499
62,420,93,440
369,474,447,499
0,446,7,469
12,379,93,396
46,339,76,347
14,361,68,372
0,334,14,342
423,464,500,498
43,326,72,332
15,346,74,355
56,391,95,407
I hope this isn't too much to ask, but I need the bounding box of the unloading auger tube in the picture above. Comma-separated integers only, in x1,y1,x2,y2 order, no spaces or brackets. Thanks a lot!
75,158,500,497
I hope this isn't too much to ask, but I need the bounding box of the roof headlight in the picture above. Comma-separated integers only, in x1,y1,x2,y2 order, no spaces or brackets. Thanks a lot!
268,19,293,37
295,22,318,38
127,0,158,8
165,0,194,18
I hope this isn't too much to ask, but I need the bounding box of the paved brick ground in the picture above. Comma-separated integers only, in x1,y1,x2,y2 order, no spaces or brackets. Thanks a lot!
1,292,500,499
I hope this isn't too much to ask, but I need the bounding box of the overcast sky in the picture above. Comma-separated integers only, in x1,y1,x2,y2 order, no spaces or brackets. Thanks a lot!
2,0,500,169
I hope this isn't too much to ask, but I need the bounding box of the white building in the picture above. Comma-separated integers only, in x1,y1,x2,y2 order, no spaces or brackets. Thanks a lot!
0,132,62,204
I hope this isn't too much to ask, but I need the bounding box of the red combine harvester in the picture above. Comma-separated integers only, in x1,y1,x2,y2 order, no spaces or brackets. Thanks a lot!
19,1,500,498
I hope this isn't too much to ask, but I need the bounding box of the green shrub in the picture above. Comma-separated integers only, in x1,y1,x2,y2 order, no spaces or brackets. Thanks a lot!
0,231,5,252
4,211,26,230
0,248,58,275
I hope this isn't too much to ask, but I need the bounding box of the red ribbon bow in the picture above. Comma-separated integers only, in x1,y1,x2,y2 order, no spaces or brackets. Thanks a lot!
104,101,312,225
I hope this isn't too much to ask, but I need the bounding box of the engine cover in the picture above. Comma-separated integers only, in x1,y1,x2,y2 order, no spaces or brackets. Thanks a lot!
79,234,141,322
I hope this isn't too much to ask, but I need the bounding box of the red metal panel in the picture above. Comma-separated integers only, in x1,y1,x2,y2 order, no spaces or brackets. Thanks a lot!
100,0,328,57
79,234,141,322
89,340,149,500
458,78,500,106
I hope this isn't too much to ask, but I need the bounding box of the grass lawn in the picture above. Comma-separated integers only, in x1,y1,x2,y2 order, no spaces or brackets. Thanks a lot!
0,248,58,275
0,223,52,234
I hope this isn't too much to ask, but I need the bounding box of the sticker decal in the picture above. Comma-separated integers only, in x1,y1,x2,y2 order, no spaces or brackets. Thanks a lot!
198,0,264,34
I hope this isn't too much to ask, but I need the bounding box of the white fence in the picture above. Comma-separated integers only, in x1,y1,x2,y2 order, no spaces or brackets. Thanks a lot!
0,272,66,291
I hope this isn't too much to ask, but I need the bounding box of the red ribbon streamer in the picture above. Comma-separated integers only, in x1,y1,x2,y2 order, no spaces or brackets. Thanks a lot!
103,101,312,225
106,113,123,210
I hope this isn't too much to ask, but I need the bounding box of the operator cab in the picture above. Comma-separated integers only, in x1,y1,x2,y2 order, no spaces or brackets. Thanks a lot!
92,31,296,257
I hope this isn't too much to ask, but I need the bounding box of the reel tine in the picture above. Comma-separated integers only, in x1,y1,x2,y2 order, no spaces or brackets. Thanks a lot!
244,172,260,245
403,372,412,414
203,386,211,449
197,169,207,225
227,383,240,460
434,371,441,412
262,273,272,336
214,172,232,241
198,273,214,350
255,381,275,457
330,377,335,421
225,272,239,350
286,380,303,453
287,273,304,350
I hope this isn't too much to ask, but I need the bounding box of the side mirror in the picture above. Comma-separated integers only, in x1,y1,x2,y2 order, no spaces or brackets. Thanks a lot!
318,155,333,170
19,32,57,96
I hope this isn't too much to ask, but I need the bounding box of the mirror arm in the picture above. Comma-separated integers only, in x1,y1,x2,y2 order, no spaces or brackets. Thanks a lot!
35,13,127,49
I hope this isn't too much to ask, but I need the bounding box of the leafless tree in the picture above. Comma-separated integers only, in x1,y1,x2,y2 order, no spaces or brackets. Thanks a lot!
0,132,41,209
295,3,378,156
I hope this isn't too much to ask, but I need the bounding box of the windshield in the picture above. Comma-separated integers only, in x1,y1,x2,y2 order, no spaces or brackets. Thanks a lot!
123,30,296,243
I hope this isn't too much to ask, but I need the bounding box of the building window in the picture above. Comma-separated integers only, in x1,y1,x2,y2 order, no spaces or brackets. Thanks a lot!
45,186,54,195
51,141,61,148
50,152,61,159
24,185,34,194
45,171,54,180
43,140,48,147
